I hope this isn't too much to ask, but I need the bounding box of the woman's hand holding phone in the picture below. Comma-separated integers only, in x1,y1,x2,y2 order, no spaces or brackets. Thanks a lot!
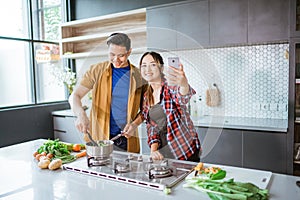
165,57,189,91
168,57,180,69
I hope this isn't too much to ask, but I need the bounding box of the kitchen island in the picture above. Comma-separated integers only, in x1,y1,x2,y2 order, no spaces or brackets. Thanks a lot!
0,139,299,200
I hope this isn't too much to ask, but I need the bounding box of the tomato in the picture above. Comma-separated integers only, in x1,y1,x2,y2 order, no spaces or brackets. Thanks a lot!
72,144,81,152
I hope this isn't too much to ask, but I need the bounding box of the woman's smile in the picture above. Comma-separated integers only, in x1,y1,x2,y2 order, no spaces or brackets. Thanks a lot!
140,54,161,82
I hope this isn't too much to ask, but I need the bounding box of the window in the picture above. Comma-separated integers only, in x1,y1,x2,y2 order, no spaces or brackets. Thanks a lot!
0,0,67,108
0,0,30,39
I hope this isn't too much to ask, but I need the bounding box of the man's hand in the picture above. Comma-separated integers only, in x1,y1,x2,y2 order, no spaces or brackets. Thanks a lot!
75,112,90,134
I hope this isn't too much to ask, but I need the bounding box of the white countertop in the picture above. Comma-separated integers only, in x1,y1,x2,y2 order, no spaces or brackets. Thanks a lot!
0,139,299,200
52,109,288,132
52,109,79,117
192,115,287,132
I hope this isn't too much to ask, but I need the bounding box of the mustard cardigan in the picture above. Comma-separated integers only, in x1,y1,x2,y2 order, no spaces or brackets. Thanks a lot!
80,61,144,153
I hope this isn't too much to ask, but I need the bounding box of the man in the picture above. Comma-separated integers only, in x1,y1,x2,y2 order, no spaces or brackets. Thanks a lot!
70,33,144,153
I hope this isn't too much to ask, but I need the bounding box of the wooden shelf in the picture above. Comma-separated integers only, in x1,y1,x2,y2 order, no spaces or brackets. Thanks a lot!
61,47,147,59
60,8,146,58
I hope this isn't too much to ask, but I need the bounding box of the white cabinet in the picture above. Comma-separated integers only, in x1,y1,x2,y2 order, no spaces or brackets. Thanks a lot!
60,8,146,59
52,110,83,144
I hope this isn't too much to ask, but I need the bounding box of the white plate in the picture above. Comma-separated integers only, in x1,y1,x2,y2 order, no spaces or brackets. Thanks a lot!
186,163,272,189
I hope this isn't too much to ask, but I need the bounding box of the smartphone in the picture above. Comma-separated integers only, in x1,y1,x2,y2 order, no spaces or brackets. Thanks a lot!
168,57,180,69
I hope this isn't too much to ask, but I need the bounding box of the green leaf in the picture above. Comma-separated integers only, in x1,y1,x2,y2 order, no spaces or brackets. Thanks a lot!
210,170,227,180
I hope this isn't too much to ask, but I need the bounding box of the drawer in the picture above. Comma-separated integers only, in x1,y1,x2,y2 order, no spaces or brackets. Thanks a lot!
54,130,83,144
53,116,67,131
53,116,76,131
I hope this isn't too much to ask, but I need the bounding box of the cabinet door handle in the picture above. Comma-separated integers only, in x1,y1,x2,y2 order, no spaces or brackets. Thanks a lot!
54,129,66,133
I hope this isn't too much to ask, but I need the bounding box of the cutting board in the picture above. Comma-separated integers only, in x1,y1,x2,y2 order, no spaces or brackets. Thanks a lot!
186,163,272,189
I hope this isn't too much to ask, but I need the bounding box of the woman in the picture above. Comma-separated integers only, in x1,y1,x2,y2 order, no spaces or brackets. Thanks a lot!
138,51,201,162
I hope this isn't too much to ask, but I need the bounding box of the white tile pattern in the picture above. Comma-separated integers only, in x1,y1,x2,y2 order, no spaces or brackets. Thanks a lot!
77,43,289,120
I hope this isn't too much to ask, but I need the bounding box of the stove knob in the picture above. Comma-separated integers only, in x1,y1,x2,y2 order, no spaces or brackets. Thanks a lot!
148,157,153,163
128,154,134,160
161,159,168,166
137,155,143,162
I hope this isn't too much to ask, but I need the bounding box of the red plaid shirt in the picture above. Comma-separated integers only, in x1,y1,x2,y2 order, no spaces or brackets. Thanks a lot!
141,80,201,160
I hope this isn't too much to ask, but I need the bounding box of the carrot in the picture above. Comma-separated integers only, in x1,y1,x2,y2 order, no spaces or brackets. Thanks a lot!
75,150,87,158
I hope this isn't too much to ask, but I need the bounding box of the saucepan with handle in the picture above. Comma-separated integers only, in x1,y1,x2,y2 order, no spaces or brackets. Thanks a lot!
85,131,114,158
85,131,125,158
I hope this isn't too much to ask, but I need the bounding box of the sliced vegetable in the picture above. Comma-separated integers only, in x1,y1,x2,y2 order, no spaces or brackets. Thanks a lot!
98,141,108,146
194,162,226,180
194,162,204,171
163,187,172,195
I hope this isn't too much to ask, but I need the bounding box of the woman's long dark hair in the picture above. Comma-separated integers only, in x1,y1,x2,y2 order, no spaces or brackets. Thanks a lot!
139,51,164,67
139,51,164,106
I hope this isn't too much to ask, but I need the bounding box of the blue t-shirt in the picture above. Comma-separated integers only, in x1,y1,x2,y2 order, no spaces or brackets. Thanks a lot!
110,65,130,137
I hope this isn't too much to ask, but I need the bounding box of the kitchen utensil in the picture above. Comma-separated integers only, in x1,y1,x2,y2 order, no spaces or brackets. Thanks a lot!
206,83,220,107
86,140,114,158
85,131,98,146
110,131,125,141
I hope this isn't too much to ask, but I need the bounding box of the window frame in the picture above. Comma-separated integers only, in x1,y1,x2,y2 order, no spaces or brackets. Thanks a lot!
0,0,69,110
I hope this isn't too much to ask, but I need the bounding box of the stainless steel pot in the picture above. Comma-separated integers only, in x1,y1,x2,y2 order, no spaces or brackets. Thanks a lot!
86,140,114,158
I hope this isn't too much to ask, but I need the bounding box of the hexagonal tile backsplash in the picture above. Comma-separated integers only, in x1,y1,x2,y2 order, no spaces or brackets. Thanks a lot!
77,43,289,120
136,43,288,119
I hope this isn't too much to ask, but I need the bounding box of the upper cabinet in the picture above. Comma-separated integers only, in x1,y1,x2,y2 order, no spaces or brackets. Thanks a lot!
210,0,288,46
210,0,248,46
147,0,289,49
60,8,146,59
291,0,300,37
146,5,176,50
248,0,289,43
147,0,209,51
175,1,209,49
60,0,290,58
